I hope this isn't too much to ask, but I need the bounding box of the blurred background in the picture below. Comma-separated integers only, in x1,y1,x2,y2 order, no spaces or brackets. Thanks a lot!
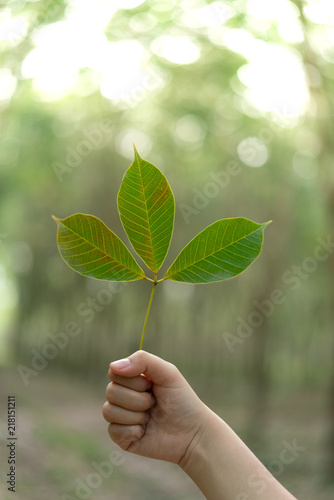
0,0,334,498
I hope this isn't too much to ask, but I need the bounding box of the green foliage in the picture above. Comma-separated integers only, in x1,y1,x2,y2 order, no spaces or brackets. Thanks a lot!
53,147,269,348
52,213,145,282
166,218,270,284
117,145,175,274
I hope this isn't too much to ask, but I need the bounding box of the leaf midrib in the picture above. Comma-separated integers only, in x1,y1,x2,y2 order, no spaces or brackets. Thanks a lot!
136,155,155,268
170,222,262,274
59,217,139,274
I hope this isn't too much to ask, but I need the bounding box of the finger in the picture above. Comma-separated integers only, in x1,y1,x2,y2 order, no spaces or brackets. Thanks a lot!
108,371,152,392
102,401,149,425
106,382,155,411
109,350,181,387
108,423,144,448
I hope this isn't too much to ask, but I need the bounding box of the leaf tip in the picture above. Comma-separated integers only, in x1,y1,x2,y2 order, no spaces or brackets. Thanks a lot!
51,214,60,224
133,144,143,164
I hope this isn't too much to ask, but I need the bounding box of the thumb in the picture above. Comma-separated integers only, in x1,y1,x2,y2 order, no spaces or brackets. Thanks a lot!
110,350,181,387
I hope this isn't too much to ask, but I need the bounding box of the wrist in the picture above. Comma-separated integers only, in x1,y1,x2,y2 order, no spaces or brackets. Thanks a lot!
179,407,297,500
178,403,216,473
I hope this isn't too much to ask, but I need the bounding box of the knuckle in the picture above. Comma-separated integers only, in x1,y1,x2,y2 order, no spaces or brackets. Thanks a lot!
141,391,153,410
133,349,143,357
167,362,179,378
108,424,120,443
107,405,118,421
118,440,131,451
122,425,136,441
106,381,115,400
132,350,145,363
102,401,111,421
103,402,120,423
108,424,136,449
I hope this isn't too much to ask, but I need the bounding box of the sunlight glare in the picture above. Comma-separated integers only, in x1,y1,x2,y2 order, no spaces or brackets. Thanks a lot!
309,27,334,63
20,1,156,103
247,0,304,44
0,14,27,43
0,69,17,102
112,0,146,9
22,45,78,98
220,28,254,52
237,44,309,119
303,0,334,25
151,35,201,65
99,40,148,100
21,18,107,99
21,1,114,100
247,0,300,21
278,19,304,43
66,0,116,30
199,1,234,27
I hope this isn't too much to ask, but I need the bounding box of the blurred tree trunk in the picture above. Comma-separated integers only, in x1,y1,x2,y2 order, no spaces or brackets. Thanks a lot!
294,0,334,480
246,294,270,452
245,197,295,450
327,188,334,481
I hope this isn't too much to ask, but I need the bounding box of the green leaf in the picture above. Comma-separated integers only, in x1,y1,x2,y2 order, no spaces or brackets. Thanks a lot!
165,218,270,284
117,146,175,274
52,213,145,282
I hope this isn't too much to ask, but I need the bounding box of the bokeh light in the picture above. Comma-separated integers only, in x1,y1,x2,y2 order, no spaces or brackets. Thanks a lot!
151,35,201,64
0,69,17,102
237,137,269,167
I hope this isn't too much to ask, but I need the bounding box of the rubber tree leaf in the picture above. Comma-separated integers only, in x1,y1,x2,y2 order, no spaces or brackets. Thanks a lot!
52,213,145,282
117,146,175,274
165,218,270,284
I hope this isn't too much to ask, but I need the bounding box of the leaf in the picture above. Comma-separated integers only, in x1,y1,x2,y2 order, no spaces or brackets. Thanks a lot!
165,218,270,284
117,146,175,274
52,213,145,282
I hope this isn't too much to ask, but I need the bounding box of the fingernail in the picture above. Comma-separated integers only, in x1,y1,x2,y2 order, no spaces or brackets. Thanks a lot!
110,358,131,370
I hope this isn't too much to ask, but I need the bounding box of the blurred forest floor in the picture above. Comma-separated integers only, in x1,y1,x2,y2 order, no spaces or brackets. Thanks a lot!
1,367,333,500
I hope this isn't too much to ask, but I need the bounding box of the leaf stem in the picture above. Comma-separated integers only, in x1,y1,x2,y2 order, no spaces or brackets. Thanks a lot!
139,278,157,350
143,276,155,283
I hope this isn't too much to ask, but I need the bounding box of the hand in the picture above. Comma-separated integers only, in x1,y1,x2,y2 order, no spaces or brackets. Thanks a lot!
103,351,297,500
102,350,208,464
